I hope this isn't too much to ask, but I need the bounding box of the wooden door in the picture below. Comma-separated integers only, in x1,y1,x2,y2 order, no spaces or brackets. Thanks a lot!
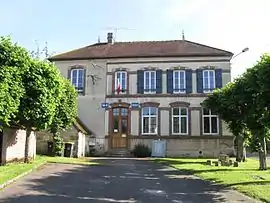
111,107,128,149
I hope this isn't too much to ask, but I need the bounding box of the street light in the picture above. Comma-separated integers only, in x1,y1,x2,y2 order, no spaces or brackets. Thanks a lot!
231,47,249,60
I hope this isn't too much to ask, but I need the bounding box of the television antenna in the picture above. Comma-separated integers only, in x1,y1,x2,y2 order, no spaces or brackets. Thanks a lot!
101,27,135,42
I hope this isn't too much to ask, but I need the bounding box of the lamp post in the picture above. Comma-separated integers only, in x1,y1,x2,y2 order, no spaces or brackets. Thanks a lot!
231,47,249,60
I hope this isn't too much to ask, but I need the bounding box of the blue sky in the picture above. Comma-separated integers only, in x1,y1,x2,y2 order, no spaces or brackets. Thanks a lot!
1,0,270,79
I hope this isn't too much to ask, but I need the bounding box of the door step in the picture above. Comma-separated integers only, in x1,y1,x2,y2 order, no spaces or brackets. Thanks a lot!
108,149,131,157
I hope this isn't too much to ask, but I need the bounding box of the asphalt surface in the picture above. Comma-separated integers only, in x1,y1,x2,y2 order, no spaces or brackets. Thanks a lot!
0,158,261,203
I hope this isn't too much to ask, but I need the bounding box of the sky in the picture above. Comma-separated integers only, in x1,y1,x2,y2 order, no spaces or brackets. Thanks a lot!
1,0,270,79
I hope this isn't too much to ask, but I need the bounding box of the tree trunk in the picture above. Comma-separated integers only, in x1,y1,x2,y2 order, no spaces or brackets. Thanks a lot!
259,137,267,170
24,128,31,163
236,136,246,162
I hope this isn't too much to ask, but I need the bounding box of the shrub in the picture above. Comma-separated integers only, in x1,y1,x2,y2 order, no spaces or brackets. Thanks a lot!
132,143,151,158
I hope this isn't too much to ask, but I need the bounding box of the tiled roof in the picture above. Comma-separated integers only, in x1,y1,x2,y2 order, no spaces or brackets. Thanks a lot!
49,40,233,61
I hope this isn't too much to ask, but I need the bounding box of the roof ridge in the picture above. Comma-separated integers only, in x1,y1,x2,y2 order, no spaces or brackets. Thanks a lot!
114,40,183,44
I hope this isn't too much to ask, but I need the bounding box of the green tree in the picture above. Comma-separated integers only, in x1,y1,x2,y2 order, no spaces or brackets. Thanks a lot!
49,79,78,156
0,37,30,127
14,59,63,163
237,55,270,170
203,82,250,162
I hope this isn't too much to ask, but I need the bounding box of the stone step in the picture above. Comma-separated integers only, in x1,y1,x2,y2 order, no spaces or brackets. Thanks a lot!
108,149,131,157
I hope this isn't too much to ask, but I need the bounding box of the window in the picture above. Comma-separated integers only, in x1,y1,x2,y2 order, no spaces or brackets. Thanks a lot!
203,70,215,93
144,71,156,93
202,108,219,134
71,69,85,92
141,107,158,134
173,70,186,93
115,71,127,94
172,107,188,134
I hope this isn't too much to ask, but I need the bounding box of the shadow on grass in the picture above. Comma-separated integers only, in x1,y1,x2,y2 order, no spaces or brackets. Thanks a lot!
152,158,270,203
0,158,237,203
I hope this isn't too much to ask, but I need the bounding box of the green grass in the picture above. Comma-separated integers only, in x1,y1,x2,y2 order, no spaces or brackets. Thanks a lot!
155,158,270,203
0,155,98,186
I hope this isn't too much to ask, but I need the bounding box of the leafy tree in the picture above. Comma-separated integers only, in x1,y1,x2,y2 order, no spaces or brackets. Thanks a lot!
14,59,63,163
0,37,30,127
204,54,270,170
49,79,78,156
237,55,270,170
203,83,250,162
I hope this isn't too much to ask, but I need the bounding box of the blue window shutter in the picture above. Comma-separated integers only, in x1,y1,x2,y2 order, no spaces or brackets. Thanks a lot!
156,70,162,93
82,69,86,95
186,69,192,93
215,69,222,89
68,69,71,80
137,70,144,94
166,69,173,93
196,69,203,93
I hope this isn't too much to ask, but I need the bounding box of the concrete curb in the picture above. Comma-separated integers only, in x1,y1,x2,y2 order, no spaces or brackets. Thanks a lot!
0,162,46,190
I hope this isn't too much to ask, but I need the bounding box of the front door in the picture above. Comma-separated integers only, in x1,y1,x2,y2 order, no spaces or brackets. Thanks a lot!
111,107,128,149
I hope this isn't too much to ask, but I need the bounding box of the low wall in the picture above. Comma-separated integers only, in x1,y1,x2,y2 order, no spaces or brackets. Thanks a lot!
1,129,36,163
129,136,234,158
36,127,86,158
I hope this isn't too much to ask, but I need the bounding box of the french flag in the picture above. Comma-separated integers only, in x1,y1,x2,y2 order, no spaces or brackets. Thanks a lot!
116,78,121,95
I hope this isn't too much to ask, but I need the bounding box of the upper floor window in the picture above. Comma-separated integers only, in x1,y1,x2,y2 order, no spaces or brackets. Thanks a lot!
71,69,85,92
173,70,186,93
203,70,215,93
115,71,127,94
172,107,188,135
141,107,158,135
144,71,156,94
202,108,219,135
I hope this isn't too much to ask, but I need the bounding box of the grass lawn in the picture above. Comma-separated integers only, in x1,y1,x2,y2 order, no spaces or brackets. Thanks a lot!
155,158,270,203
0,155,98,186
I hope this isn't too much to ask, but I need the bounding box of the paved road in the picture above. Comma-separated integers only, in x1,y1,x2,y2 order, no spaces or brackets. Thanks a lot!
0,158,261,203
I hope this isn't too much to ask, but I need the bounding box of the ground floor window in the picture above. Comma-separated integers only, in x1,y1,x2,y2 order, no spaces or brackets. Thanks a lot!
141,107,158,134
202,108,219,134
172,107,188,134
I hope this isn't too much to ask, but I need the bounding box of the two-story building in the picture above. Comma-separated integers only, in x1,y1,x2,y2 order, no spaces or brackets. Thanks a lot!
49,33,234,157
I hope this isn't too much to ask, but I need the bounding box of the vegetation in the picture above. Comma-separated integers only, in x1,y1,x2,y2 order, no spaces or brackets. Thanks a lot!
0,155,98,187
49,79,78,156
203,54,270,170
155,158,270,203
132,143,151,157
0,36,78,163
0,37,29,127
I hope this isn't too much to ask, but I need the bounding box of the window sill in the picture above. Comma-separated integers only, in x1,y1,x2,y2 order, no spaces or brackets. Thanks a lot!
173,92,186,94
141,134,158,136
202,133,219,135
171,134,189,136
143,92,157,94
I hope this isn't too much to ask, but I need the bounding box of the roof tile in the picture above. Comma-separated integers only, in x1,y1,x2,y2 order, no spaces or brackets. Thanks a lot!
49,40,233,61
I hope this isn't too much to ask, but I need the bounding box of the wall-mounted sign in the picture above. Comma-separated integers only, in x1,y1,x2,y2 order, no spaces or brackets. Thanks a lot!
131,102,140,108
101,103,109,108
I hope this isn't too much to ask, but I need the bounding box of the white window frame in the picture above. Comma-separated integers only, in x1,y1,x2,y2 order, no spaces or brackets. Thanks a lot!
114,71,127,94
144,71,156,94
173,70,186,93
202,108,219,135
71,69,84,92
172,107,188,135
203,70,215,93
141,107,158,135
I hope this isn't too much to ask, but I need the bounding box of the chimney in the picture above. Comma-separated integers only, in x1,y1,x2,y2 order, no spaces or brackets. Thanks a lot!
107,32,113,44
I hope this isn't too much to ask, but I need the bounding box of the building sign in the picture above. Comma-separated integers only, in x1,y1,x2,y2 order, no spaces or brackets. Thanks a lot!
101,103,109,108
131,102,140,108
